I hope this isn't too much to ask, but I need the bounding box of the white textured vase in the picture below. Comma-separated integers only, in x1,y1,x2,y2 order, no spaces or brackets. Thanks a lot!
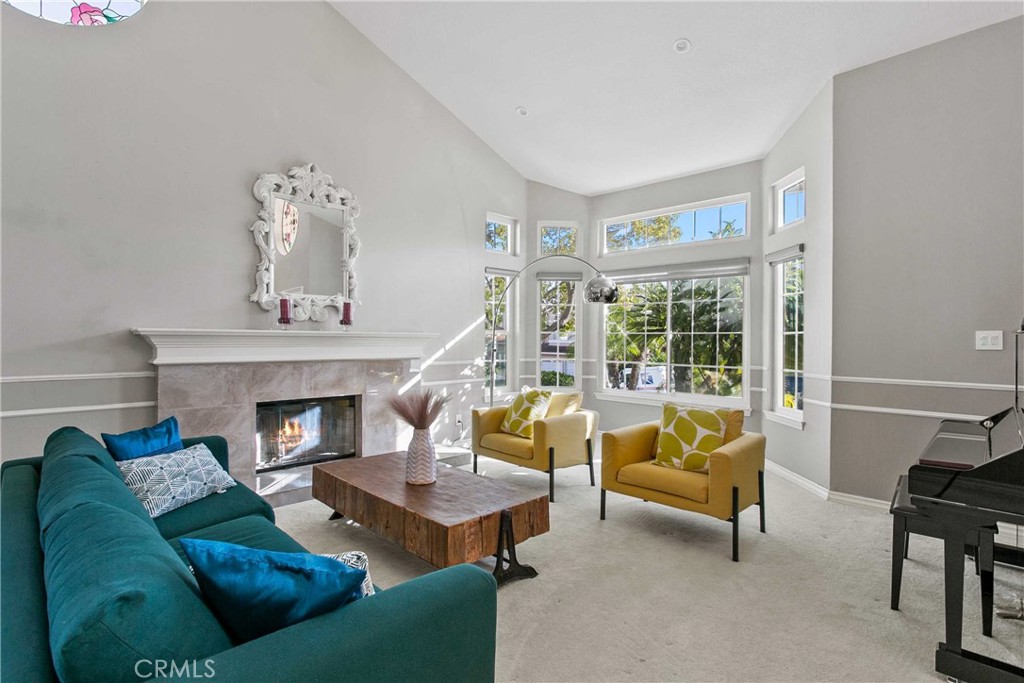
405,428,437,485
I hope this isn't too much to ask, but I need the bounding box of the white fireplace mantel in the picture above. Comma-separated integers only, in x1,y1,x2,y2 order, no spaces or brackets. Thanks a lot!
131,328,438,366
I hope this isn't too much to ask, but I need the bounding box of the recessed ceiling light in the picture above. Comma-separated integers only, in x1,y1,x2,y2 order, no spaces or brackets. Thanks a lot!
516,106,529,116
673,38,691,53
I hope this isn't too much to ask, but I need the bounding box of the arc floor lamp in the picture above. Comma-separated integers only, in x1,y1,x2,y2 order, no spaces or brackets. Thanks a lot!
487,254,619,406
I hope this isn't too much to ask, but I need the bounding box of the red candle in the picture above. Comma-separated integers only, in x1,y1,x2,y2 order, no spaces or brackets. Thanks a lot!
341,301,352,326
278,298,291,324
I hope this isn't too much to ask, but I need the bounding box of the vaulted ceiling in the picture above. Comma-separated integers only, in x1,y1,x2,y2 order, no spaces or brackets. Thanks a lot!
335,2,1023,196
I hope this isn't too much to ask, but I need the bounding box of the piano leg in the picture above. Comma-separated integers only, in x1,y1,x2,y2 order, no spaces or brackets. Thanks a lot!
979,534,993,638
891,514,907,611
941,532,966,654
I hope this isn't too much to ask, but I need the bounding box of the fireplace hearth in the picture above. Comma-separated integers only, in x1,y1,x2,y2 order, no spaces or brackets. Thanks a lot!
255,396,359,473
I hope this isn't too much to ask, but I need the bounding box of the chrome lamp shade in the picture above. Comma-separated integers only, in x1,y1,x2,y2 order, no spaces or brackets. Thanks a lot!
584,274,619,304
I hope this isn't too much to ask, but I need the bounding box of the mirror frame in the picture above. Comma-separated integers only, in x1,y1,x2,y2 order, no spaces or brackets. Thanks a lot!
249,163,360,321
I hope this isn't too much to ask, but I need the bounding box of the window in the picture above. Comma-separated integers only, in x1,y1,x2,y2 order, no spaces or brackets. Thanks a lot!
486,213,516,254
602,195,747,254
539,223,577,255
485,274,510,389
604,276,744,399
539,280,577,388
774,169,806,230
777,258,804,411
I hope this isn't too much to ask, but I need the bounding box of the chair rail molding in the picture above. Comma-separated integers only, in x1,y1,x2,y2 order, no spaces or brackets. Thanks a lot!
131,328,437,365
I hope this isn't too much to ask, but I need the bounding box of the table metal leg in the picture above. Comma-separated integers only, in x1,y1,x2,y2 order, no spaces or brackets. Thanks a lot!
492,508,538,586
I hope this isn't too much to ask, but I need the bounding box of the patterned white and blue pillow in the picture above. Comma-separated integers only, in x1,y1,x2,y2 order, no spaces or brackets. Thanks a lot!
116,444,236,518
321,551,375,597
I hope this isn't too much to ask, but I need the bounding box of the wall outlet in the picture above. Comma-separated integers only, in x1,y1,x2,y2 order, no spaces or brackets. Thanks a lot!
975,330,1003,351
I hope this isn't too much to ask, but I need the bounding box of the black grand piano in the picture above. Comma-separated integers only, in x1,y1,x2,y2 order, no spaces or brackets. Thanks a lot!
906,409,1024,683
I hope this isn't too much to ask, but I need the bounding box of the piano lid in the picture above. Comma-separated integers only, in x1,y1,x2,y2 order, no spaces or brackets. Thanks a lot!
908,446,1024,520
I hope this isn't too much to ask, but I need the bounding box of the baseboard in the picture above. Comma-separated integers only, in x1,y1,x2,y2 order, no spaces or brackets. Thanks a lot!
765,459,889,512
826,491,890,512
765,459,828,499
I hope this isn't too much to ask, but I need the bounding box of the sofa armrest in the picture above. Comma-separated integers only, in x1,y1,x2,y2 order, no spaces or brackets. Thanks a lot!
708,432,766,508
534,411,596,468
182,436,229,473
471,406,508,452
201,564,497,683
601,421,660,485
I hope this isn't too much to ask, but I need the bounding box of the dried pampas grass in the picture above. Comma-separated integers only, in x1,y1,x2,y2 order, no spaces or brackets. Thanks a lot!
387,389,450,429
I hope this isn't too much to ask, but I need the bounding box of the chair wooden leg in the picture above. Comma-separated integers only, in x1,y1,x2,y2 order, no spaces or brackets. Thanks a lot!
586,438,595,487
548,447,555,503
473,452,478,474
891,514,907,610
600,489,606,520
731,486,739,562
757,469,766,533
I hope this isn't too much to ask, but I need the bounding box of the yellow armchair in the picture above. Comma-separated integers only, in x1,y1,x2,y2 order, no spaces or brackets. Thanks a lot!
472,393,599,502
601,420,766,561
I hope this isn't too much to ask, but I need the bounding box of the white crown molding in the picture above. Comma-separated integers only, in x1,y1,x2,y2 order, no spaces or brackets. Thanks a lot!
1,401,155,419
0,371,155,384
131,328,437,366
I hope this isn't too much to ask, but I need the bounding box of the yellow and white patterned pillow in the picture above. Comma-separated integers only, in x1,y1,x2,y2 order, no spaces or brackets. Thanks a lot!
500,388,553,438
654,404,735,471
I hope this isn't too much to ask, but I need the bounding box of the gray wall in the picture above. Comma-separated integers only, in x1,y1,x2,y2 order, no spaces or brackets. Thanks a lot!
0,1,526,457
830,17,1024,499
760,81,834,488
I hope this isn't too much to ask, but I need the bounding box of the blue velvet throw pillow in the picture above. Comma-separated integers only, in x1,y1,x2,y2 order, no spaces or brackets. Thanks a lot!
102,416,183,461
179,539,367,643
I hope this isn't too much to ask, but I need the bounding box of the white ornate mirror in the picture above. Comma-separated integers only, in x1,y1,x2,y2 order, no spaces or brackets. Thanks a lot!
249,163,360,321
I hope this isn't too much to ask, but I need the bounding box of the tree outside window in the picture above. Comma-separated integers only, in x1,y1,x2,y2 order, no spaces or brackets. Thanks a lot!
485,275,509,387
540,225,577,255
539,280,576,387
780,259,804,410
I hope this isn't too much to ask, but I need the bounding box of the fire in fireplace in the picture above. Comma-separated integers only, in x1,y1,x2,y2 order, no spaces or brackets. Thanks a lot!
255,395,359,473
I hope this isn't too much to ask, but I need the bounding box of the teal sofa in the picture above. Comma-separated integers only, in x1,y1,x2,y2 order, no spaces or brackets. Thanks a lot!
1,427,497,683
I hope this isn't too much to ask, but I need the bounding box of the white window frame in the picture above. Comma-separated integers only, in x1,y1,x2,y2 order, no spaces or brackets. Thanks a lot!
486,212,518,255
485,272,514,392
596,274,750,411
771,257,804,427
773,168,806,233
537,221,579,257
600,193,750,256
537,278,580,390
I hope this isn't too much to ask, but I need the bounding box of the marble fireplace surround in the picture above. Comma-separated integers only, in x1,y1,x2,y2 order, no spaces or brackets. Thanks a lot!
132,329,436,492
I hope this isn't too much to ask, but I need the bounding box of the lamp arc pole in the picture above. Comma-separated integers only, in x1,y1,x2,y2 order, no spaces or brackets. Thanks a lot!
487,254,618,407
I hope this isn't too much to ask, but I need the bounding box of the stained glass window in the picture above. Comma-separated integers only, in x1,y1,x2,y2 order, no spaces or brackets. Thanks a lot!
3,1,146,26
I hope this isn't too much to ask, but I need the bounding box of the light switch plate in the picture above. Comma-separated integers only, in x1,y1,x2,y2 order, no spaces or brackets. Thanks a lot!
975,330,1003,350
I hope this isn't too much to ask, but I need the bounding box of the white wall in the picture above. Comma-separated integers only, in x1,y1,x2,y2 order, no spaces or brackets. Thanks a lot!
0,1,526,456
760,82,834,488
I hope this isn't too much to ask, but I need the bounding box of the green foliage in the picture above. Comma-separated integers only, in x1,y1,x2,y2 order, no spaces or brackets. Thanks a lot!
541,370,575,387
541,226,577,255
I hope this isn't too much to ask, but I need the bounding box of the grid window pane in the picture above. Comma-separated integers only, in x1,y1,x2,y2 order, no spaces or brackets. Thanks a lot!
485,275,510,388
601,199,747,253
486,220,510,252
719,203,746,238
778,257,805,411
541,225,577,255
782,180,806,226
540,279,576,387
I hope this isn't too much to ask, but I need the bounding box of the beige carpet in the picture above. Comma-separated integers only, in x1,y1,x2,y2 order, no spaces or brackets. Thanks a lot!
275,456,1024,682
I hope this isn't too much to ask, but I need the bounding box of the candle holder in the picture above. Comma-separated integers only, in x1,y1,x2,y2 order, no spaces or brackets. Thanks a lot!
339,301,353,328
278,298,292,326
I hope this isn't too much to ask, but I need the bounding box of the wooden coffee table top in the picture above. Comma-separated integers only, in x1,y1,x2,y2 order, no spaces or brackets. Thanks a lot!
312,452,549,568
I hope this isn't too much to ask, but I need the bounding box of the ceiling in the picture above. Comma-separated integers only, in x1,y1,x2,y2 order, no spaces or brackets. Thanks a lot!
334,2,1023,196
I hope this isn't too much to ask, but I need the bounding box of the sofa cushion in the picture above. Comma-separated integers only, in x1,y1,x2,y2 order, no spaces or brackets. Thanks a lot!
480,433,534,460
1,464,58,683
43,426,121,479
153,479,274,540
546,392,582,417
655,404,733,471
179,539,366,643
617,462,709,503
102,416,183,461
116,444,236,518
43,501,232,683
38,439,157,536
500,388,552,438
167,514,307,566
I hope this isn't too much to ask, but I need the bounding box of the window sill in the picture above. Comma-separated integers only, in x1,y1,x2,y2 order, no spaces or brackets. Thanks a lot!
594,391,751,416
764,410,805,430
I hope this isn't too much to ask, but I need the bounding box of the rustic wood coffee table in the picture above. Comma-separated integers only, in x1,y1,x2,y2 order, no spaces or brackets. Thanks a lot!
312,452,549,585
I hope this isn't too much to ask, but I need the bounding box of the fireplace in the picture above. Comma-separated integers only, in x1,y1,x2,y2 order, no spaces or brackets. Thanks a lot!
255,395,360,473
